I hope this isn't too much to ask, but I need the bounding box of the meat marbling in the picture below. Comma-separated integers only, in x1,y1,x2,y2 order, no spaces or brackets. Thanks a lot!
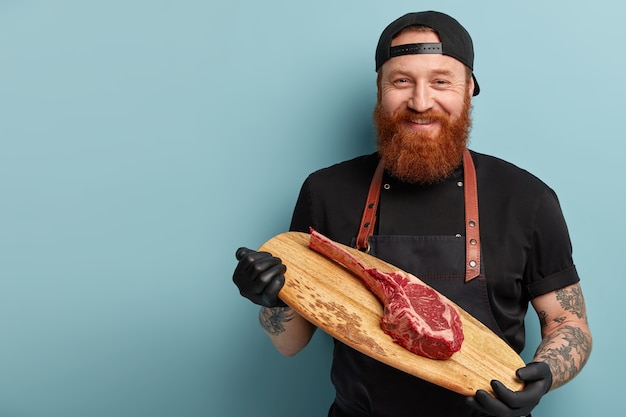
308,228,464,360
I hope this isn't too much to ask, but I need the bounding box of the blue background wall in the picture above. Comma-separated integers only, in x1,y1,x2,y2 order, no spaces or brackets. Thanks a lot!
1,0,622,415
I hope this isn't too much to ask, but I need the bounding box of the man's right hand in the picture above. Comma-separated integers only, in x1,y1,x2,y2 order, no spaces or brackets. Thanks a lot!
233,248,287,308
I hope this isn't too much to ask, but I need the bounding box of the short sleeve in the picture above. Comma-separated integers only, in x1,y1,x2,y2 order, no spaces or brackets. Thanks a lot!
524,188,580,298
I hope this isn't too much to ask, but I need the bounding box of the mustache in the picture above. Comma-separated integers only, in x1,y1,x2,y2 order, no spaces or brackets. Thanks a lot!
393,108,449,124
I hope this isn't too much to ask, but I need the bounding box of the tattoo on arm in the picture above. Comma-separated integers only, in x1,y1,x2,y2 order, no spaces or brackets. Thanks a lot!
538,310,566,328
534,325,592,390
538,310,548,327
534,286,592,389
556,286,587,321
259,307,294,336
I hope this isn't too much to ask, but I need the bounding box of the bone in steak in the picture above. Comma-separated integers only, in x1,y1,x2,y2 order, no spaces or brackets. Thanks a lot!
308,228,464,360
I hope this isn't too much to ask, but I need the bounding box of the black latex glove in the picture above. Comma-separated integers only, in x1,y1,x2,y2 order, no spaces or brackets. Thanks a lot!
233,247,287,308
466,362,552,417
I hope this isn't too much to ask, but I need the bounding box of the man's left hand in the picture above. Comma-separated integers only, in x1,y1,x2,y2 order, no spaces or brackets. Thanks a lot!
466,362,552,417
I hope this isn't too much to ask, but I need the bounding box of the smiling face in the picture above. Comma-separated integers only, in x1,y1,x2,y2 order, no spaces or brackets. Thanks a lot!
374,28,475,184
379,29,474,134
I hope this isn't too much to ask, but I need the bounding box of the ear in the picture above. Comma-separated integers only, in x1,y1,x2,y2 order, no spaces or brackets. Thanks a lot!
468,76,475,97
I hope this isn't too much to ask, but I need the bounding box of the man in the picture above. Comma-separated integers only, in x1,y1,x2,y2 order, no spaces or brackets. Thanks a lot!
233,11,592,417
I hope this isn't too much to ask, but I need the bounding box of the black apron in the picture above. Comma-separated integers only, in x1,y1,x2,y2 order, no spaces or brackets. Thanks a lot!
329,151,506,417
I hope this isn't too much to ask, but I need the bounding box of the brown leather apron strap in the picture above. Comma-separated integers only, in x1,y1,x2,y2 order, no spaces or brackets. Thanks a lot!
356,159,385,252
355,150,481,282
463,149,480,282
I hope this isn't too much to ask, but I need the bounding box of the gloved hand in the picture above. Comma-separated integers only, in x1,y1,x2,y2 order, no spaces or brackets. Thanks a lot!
466,361,552,417
233,247,287,308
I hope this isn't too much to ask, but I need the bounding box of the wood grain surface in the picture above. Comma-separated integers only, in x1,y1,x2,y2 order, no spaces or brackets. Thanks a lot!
259,231,526,396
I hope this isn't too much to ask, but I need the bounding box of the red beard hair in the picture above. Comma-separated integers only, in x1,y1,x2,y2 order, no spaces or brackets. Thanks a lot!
374,95,473,184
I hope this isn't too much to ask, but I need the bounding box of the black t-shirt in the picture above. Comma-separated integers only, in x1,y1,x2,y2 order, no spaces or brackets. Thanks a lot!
289,150,580,352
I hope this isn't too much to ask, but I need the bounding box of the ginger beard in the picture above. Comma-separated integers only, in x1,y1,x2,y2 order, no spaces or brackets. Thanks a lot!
374,94,473,184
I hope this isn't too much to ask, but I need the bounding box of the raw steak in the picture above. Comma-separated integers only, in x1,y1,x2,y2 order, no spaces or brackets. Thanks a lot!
308,228,464,360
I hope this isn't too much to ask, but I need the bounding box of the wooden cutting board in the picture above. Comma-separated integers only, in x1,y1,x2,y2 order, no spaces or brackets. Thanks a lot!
259,231,525,396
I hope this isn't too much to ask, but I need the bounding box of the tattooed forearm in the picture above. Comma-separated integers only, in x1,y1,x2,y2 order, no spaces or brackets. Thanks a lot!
259,307,295,336
534,325,592,390
532,284,592,390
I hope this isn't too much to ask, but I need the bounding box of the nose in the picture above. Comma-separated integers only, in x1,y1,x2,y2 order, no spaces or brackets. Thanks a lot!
407,82,432,113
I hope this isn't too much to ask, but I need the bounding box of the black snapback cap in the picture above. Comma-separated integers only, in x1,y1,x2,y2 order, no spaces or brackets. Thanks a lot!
375,11,480,96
